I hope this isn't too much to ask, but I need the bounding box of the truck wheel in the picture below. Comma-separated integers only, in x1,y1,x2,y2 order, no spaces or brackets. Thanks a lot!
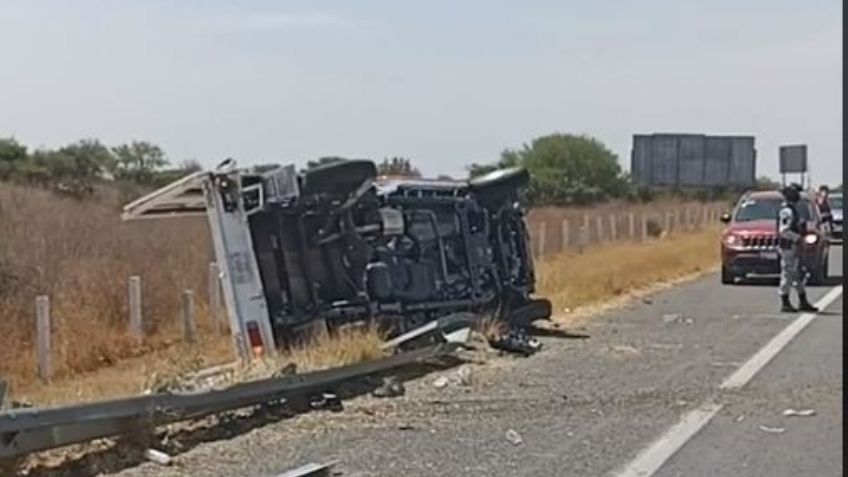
721,265,735,285
302,159,377,196
469,167,530,205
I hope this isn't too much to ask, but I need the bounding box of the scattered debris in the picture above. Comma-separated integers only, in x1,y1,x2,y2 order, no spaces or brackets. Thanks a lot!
144,448,173,466
488,327,542,356
505,429,523,446
782,408,816,417
432,377,450,389
758,425,786,434
276,460,338,477
662,314,694,325
272,362,298,378
642,298,654,305
455,366,473,386
397,423,414,431
372,376,405,398
309,393,343,412
735,415,746,423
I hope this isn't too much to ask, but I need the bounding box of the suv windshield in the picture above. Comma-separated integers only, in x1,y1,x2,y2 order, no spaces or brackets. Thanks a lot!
734,197,813,222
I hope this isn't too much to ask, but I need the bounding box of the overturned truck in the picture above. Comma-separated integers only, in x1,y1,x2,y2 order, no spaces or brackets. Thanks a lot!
123,159,551,359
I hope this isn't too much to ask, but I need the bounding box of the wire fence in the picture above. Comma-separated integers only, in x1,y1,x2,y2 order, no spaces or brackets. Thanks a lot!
526,202,726,259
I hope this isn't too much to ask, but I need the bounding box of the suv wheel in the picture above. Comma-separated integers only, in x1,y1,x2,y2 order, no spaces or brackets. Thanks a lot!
302,159,377,196
721,265,736,285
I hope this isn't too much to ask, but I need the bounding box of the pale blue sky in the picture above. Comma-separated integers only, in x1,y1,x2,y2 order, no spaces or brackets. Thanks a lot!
0,0,841,182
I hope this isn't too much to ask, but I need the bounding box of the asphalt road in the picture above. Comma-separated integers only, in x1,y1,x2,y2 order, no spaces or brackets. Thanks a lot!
102,245,843,477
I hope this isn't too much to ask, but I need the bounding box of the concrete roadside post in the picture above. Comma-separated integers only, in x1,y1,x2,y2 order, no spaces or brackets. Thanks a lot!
128,275,142,340
35,295,52,383
641,213,648,241
609,214,618,241
208,262,223,334
628,213,636,240
561,219,570,251
182,289,197,344
595,216,604,243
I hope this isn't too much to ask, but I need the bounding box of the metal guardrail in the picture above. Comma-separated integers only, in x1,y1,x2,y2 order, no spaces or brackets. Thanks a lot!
0,342,460,461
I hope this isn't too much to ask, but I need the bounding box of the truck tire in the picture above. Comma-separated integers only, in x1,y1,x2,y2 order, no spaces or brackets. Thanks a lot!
469,167,530,205
302,159,377,196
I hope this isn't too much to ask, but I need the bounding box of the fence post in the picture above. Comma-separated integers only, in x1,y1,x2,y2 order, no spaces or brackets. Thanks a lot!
208,262,223,334
628,213,635,240
182,289,197,344
35,295,52,382
665,211,673,235
537,222,547,258
609,214,618,241
641,214,649,241
595,216,604,243
561,219,570,250
128,276,142,340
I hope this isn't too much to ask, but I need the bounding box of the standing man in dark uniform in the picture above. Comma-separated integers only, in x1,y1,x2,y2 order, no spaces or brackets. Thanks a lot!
777,183,818,312
816,185,833,234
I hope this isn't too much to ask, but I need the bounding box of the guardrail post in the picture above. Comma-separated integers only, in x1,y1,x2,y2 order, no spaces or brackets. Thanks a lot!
35,295,52,382
560,219,570,250
128,276,142,340
208,262,223,334
182,289,197,344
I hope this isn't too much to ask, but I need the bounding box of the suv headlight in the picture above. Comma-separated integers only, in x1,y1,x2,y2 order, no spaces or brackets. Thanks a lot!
803,234,818,244
724,234,741,246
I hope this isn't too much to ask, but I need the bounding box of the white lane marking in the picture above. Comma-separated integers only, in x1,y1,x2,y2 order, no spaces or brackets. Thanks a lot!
613,402,723,477
613,285,842,477
720,285,843,390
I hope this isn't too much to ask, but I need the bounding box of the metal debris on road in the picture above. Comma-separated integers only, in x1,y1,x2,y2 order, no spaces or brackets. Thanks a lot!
505,429,523,446
662,314,694,325
735,414,746,423
432,376,449,389
275,461,338,477
309,393,343,412
758,425,786,434
455,366,473,386
488,327,542,356
782,408,816,417
371,376,405,398
144,448,173,466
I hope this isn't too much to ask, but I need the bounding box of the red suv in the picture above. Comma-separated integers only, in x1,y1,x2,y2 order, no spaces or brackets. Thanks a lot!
720,190,830,285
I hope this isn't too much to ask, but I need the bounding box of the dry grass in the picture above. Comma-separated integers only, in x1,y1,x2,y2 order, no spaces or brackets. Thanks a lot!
0,182,218,392
536,225,723,321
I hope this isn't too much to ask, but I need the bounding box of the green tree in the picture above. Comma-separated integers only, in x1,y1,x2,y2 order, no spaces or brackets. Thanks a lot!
755,176,780,190
469,133,627,205
0,137,28,180
377,156,421,177
112,141,169,184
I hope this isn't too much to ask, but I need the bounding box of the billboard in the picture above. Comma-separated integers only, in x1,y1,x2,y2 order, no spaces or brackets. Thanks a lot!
631,133,756,187
779,145,807,173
